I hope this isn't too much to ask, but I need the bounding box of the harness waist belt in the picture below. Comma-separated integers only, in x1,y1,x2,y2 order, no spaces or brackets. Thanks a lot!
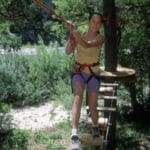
74,62,99,74
75,62,99,67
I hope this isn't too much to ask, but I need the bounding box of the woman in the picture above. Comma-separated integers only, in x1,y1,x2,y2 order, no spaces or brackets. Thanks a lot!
66,12,104,149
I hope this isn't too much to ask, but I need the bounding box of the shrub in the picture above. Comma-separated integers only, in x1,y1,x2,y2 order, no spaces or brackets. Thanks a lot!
0,103,12,134
0,45,72,106
0,22,21,52
0,103,28,150
0,129,29,150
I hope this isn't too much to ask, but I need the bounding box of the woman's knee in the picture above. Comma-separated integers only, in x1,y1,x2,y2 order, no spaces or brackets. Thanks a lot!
74,94,83,102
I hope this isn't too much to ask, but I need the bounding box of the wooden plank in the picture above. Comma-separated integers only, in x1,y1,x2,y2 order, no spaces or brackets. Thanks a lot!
101,83,118,87
86,106,116,112
79,133,104,147
98,95,117,100
99,86,113,92
99,87,114,96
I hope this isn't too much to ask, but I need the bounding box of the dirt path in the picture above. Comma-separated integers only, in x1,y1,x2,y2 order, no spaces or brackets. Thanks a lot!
11,102,69,131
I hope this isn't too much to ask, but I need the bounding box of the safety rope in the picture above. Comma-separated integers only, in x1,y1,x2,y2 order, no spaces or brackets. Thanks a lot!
33,0,67,23
33,0,148,26
102,16,147,25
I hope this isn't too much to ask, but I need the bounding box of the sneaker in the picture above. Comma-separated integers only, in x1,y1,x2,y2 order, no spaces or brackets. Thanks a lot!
70,134,80,150
91,125,100,138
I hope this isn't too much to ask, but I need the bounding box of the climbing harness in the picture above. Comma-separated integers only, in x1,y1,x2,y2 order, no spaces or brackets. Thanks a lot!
71,61,100,92
73,62,100,81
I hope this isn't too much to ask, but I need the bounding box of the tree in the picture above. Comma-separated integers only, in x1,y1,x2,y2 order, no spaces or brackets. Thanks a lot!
116,0,150,112
0,0,61,46
103,0,118,72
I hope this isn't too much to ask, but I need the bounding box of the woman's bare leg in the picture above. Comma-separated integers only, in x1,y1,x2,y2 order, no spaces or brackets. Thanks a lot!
88,91,99,125
87,91,100,137
72,82,84,129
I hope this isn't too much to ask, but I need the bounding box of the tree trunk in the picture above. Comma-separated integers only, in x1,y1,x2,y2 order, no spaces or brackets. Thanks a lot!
102,1,118,150
103,0,118,72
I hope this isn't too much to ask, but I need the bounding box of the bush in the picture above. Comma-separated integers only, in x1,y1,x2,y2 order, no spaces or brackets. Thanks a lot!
0,103,12,134
0,22,21,52
0,129,29,150
0,44,72,106
0,103,28,150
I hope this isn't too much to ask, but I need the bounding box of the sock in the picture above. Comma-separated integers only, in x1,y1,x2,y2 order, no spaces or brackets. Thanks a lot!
71,128,77,135
92,124,99,128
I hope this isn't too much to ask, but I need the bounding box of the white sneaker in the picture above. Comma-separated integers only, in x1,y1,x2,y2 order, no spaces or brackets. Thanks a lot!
70,134,80,150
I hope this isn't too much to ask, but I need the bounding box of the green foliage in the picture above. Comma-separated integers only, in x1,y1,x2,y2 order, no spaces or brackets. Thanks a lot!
0,0,104,45
53,0,88,23
117,122,150,150
0,102,11,113
0,45,72,106
51,79,73,110
84,0,103,13
34,121,70,149
0,22,21,51
0,129,29,150
0,103,28,150
115,0,150,111
0,103,12,133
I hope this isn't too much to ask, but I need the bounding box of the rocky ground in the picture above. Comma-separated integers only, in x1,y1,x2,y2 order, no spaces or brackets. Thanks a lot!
11,102,69,131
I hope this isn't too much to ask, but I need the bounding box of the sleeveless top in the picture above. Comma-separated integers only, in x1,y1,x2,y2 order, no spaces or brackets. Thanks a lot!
75,43,101,74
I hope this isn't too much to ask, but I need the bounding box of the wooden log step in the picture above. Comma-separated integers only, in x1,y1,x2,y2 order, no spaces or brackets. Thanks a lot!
86,117,108,130
101,83,118,87
99,86,113,93
98,95,117,100
79,133,104,146
99,87,114,96
86,106,116,112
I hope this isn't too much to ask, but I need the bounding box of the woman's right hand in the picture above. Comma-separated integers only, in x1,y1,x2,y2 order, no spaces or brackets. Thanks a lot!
66,20,74,32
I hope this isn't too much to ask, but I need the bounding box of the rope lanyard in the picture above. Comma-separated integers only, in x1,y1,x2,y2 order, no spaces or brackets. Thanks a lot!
33,0,67,23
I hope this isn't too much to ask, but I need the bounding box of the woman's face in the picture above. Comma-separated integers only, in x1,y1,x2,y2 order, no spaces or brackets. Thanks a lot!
89,14,102,33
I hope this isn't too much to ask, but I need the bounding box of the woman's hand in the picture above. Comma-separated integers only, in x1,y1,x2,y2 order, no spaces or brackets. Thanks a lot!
66,20,74,32
65,21,77,55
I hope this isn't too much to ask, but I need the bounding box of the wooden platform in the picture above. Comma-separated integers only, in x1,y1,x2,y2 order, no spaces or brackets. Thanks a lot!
100,66,136,80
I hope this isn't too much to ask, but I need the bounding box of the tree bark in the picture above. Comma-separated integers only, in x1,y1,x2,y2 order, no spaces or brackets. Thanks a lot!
103,0,118,72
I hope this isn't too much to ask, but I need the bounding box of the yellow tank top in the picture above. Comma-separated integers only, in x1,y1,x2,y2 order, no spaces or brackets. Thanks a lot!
76,44,100,74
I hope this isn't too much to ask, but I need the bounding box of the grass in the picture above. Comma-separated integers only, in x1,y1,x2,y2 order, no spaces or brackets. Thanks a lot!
28,121,71,150
26,119,150,150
